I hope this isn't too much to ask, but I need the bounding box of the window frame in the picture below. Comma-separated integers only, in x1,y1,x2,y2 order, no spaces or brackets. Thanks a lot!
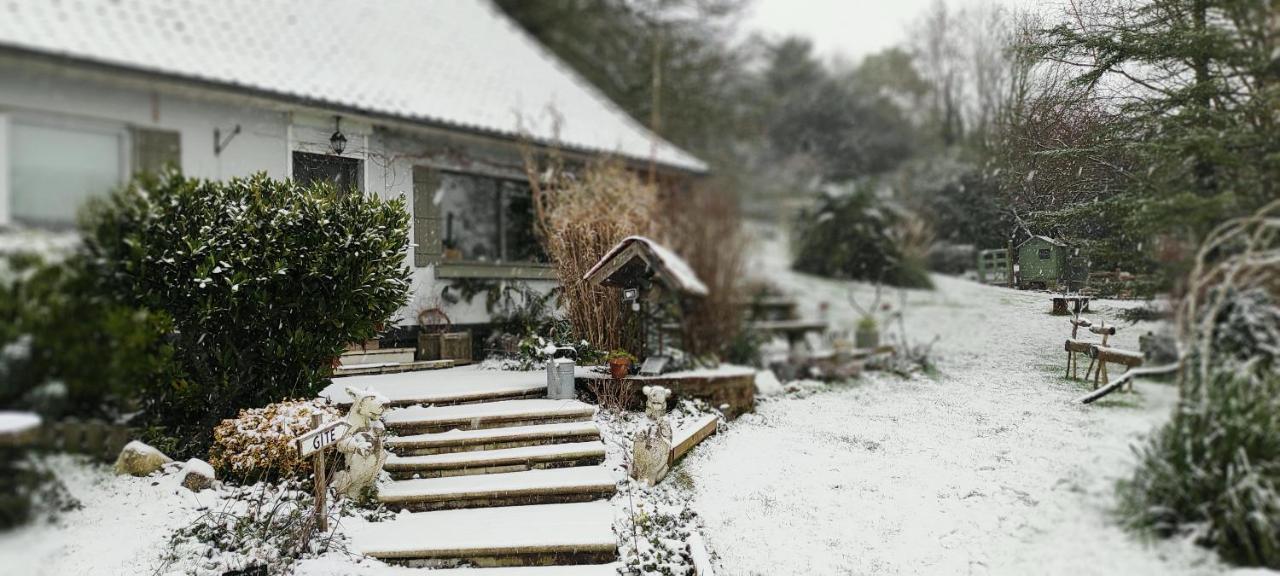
1038,248,1052,260
292,151,364,194
1,111,131,228
433,169,546,266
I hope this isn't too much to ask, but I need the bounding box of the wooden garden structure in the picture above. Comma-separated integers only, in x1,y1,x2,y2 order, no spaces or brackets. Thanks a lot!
1016,235,1089,291
583,236,708,359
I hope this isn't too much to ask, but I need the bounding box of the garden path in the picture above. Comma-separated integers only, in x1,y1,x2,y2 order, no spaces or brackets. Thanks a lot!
683,234,1228,575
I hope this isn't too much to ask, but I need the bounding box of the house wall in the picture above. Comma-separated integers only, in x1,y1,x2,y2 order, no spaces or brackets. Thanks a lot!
0,56,557,327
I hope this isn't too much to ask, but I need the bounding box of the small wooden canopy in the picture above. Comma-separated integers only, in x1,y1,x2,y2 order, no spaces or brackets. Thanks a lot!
583,236,708,297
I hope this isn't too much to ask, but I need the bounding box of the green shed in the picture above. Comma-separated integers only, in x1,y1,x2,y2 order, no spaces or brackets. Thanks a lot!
1016,236,1087,291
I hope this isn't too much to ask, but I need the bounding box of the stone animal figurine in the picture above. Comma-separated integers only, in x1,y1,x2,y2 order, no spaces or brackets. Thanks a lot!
332,386,389,499
631,385,673,486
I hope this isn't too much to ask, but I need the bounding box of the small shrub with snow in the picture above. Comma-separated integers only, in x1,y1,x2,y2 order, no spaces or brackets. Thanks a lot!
82,170,410,455
158,480,377,576
208,399,341,483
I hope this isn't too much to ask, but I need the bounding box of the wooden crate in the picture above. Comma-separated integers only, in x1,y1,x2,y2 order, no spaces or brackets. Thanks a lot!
418,331,472,362
440,332,472,362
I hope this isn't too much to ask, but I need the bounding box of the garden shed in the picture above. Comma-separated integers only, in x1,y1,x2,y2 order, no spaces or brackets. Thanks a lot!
1016,235,1087,291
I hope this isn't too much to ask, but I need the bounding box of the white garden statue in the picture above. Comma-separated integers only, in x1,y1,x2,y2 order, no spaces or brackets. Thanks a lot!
631,385,673,486
332,386,389,499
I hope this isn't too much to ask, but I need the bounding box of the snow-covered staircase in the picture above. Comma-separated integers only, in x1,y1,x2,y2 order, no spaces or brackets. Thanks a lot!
325,367,619,569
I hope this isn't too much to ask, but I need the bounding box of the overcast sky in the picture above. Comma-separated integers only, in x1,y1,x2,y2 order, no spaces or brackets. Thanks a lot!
746,0,1057,65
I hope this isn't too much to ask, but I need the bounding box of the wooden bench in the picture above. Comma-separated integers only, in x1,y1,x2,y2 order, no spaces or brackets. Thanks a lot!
1064,317,1094,379
1086,345,1145,390
750,319,829,347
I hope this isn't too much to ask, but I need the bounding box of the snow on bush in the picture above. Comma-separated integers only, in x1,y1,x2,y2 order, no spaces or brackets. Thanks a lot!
157,480,382,576
82,169,410,454
208,399,340,483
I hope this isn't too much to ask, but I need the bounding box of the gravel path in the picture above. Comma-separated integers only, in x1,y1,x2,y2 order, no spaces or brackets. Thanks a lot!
685,239,1230,575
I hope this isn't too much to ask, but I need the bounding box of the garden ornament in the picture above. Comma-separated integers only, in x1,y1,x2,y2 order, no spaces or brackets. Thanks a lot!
631,385,673,486
332,386,388,499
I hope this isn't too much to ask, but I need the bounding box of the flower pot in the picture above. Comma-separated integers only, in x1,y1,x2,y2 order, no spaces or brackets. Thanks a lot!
608,358,631,380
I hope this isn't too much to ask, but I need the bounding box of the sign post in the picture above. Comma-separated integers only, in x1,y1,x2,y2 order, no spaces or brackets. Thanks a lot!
311,414,327,532
295,416,350,534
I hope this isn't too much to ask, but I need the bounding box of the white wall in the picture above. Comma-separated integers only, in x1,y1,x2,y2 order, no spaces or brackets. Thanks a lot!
0,57,561,328
0,59,290,183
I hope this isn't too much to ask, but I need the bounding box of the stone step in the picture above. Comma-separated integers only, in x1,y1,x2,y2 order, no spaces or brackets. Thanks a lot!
333,359,457,378
322,367,548,407
385,441,607,479
388,421,602,456
352,502,617,567
409,564,622,575
379,466,617,512
384,399,596,435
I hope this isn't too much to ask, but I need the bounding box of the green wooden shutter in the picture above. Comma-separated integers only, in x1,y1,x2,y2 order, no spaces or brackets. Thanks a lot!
130,127,181,176
413,166,443,267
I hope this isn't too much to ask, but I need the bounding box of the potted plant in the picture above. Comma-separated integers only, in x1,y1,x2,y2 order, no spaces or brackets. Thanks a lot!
855,315,880,349
606,349,637,380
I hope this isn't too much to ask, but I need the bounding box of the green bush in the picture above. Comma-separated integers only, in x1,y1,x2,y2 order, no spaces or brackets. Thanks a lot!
82,171,410,454
0,251,175,420
793,189,932,289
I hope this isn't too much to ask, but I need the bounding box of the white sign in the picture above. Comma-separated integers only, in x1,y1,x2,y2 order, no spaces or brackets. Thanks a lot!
296,420,350,457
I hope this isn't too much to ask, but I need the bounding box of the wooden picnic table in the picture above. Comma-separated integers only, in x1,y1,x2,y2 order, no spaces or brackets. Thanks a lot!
1051,296,1091,316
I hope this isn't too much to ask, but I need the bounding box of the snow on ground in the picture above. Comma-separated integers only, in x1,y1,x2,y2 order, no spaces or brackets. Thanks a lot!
0,455,203,576
680,226,1237,575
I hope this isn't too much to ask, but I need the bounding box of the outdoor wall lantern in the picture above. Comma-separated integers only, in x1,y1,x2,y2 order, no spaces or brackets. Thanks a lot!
330,116,347,155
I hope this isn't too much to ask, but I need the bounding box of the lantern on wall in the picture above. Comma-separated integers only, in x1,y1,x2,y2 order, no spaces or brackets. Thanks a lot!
330,116,347,155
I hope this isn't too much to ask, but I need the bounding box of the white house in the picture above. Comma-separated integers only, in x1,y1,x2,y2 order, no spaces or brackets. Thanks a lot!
0,0,706,329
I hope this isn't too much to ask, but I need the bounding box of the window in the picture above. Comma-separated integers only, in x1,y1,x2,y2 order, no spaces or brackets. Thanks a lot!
1038,248,1052,260
131,127,180,176
434,171,545,263
293,152,361,193
8,118,126,227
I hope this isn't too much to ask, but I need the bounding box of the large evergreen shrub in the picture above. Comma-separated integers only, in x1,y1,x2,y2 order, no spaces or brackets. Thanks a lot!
793,189,933,289
82,171,410,454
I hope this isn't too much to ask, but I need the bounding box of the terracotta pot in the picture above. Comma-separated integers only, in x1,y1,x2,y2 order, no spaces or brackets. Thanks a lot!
608,358,631,380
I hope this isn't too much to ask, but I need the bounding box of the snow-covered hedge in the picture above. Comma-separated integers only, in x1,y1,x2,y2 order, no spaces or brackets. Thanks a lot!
81,170,410,454
208,399,341,482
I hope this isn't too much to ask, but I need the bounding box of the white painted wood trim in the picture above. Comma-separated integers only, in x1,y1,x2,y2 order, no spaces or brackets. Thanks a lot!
0,114,10,226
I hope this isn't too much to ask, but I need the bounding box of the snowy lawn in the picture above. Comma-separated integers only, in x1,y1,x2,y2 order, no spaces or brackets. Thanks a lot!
680,231,1243,575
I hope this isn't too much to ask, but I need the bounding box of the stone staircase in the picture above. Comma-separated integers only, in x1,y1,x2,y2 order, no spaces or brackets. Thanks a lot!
327,367,619,570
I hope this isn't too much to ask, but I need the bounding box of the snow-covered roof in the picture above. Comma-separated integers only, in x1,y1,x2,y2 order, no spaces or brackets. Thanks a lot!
1018,235,1067,248
583,235,708,296
0,0,707,174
